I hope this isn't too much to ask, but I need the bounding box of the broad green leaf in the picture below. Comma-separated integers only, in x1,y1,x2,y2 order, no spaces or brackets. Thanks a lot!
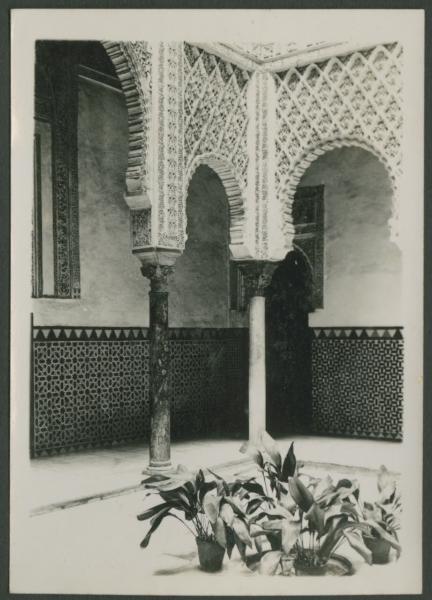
233,517,253,548
213,516,227,548
281,442,296,481
261,519,285,531
343,530,372,565
288,477,314,512
366,519,402,552
260,431,282,471
137,502,170,521
203,493,221,524
305,502,325,534
281,519,301,555
259,550,282,575
140,507,172,548
220,502,235,526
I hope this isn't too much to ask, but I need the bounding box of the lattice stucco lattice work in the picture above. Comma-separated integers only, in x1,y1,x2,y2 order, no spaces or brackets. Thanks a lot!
274,43,403,244
183,44,251,190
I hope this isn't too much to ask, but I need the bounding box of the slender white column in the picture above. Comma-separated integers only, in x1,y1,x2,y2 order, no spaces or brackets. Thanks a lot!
238,260,279,443
248,295,266,443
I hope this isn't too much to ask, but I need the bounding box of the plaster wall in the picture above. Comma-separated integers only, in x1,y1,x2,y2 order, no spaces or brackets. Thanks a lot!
299,147,402,327
33,81,233,328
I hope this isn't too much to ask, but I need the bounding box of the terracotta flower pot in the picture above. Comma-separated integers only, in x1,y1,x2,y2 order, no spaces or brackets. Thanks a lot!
294,554,353,576
196,538,225,572
363,536,392,564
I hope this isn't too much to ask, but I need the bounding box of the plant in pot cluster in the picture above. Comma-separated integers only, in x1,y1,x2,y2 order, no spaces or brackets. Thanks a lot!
361,466,402,564
138,465,257,572
239,433,375,576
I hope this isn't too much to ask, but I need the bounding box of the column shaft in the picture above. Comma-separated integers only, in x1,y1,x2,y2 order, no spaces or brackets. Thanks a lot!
141,260,176,472
148,285,171,469
248,295,266,442
238,260,279,443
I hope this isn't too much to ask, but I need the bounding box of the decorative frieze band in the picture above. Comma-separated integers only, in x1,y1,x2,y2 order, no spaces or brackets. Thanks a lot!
32,325,248,342
311,327,403,339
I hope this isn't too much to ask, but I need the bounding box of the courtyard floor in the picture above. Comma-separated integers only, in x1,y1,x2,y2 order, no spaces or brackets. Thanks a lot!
10,435,417,596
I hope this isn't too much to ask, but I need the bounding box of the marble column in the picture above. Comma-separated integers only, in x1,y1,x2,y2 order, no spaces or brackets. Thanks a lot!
140,261,175,471
238,261,279,443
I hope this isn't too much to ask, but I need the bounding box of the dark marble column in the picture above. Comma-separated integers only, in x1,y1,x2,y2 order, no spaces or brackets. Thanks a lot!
141,263,174,470
237,260,279,442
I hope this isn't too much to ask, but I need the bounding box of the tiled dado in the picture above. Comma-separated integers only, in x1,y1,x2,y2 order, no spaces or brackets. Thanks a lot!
311,327,403,441
31,326,248,457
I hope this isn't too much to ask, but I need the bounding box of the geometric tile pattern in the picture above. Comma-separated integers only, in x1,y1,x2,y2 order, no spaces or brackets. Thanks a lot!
311,327,403,440
274,43,403,243
31,326,248,456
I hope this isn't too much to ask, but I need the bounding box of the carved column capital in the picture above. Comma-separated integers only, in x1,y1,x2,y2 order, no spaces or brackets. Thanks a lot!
141,263,175,293
237,260,280,300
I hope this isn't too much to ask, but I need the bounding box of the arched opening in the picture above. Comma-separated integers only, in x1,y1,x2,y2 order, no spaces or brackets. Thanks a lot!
300,146,401,327
266,145,402,440
266,249,314,436
270,145,402,441
170,164,247,440
172,165,231,328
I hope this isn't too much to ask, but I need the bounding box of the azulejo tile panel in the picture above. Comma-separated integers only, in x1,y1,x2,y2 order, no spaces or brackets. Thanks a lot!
310,327,403,440
31,326,248,456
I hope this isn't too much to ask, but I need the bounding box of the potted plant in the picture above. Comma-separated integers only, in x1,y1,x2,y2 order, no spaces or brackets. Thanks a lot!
138,465,256,572
239,435,373,576
138,465,225,572
361,466,401,564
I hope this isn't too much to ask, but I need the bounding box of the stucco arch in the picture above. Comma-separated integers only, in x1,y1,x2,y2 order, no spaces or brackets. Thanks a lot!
102,41,151,210
280,137,399,250
185,154,249,259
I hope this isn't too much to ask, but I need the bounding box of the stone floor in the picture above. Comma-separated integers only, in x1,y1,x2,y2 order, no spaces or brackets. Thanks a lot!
10,435,417,596
28,435,403,511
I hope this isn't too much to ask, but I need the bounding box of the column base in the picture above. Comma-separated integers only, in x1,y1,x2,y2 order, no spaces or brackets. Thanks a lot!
142,460,174,475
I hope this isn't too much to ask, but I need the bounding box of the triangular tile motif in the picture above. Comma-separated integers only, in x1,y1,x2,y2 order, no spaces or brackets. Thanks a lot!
371,329,380,338
73,329,81,339
348,330,358,339
333,329,341,338
95,329,103,339
328,330,336,338
338,329,347,338
318,330,327,339
394,328,403,339
132,329,139,339
355,329,364,337
359,330,369,339
382,329,391,338
35,329,45,340
387,329,396,339
114,329,121,339
42,328,50,339
53,329,61,339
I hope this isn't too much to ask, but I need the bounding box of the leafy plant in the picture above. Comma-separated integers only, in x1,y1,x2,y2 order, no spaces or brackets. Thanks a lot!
240,432,297,500
138,464,259,561
239,437,375,575
361,466,402,556
138,465,217,548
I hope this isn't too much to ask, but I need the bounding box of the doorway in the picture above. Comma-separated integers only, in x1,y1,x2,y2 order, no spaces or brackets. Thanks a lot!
266,249,314,436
